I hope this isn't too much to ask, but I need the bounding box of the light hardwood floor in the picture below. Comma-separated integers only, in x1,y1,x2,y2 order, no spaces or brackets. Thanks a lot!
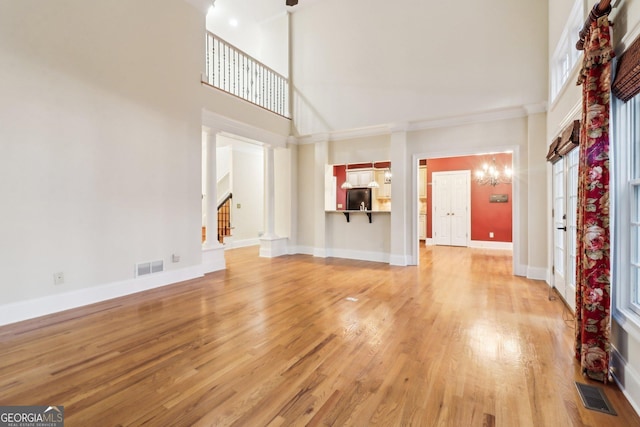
1,245,639,426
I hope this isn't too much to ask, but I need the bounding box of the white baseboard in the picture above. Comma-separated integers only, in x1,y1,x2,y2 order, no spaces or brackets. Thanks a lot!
389,254,408,266
202,245,226,273
526,266,548,281
224,237,260,249
611,347,640,417
425,238,434,246
514,263,527,277
259,237,289,258
0,265,204,327
469,240,513,250
326,248,389,264
292,246,314,256
313,247,328,258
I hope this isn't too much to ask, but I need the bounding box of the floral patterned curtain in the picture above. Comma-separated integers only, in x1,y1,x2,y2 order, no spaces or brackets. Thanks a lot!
575,14,614,383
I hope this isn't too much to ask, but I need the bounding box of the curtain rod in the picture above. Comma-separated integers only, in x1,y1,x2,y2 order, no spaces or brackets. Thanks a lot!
576,0,613,50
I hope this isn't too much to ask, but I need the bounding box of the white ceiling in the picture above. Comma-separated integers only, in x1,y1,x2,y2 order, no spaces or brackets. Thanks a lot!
209,0,321,26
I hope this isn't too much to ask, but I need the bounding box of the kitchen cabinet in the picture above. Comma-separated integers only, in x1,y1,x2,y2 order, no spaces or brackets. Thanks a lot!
419,214,426,240
419,166,427,198
374,170,391,199
347,170,373,187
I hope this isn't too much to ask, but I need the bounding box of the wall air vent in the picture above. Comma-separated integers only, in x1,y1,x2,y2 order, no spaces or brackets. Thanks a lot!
136,260,164,277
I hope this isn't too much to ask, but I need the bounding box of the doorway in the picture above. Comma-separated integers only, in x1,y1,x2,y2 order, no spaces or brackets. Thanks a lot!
432,170,470,247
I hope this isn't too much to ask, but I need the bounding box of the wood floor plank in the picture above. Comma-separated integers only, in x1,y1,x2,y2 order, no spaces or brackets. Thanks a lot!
0,245,639,426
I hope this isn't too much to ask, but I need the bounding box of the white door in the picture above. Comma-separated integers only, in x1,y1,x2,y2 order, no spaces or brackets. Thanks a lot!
565,149,579,312
432,171,470,247
552,149,578,312
552,160,567,299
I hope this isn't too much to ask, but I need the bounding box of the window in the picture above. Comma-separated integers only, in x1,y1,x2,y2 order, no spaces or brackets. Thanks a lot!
612,93,640,325
550,0,584,103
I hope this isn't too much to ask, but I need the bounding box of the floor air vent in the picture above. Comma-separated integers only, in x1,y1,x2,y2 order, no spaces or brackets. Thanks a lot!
575,382,617,415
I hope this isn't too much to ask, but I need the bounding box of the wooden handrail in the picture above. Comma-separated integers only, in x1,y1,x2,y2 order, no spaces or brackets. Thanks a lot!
576,0,612,50
217,192,232,211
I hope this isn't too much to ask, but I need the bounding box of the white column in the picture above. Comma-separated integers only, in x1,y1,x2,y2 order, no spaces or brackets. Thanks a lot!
389,124,409,266
262,145,278,239
313,134,329,258
202,128,225,272
260,144,288,258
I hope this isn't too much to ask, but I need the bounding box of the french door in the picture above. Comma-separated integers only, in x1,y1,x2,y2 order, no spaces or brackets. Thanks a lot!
432,171,470,246
552,149,579,312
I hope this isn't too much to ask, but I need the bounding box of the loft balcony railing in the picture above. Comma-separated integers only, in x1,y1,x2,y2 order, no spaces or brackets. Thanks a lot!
205,32,289,118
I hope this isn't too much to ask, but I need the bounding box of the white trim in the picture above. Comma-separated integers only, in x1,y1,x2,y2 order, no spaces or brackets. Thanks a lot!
296,105,545,144
408,106,532,132
202,109,289,148
468,240,513,250
313,247,328,258
514,263,527,277
611,347,640,416
0,266,204,327
259,237,289,258
223,238,260,249
389,254,409,266
326,248,390,264
425,238,435,246
202,245,226,273
526,266,548,281
292,245,314,255
549,100,581,142
614,6,640,55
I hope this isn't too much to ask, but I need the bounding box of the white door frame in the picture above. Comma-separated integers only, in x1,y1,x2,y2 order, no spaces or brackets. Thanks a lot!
411,146,520,275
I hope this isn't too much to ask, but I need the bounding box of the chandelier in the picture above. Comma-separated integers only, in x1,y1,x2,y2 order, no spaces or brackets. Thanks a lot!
474,157,512,186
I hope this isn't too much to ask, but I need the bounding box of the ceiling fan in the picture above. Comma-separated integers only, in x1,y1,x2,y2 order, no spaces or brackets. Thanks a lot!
286,0,298,6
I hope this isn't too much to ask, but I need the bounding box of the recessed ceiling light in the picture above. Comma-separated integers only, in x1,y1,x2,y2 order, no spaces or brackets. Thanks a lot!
229,18,238,27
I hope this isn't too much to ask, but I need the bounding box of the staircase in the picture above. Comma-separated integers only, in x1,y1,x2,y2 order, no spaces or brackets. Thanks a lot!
217,193,232,244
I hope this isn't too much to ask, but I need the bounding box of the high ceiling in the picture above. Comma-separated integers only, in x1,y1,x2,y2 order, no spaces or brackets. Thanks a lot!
209,0,320,26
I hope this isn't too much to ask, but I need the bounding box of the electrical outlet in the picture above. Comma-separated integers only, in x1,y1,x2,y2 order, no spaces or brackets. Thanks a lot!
53,272,64,285
489,232,494,239
236,203,241,209
172,254,180,263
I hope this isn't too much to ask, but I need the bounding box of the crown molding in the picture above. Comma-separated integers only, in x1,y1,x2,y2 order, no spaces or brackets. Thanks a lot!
293,103,547,145
523,102,548,115
408,106,530,132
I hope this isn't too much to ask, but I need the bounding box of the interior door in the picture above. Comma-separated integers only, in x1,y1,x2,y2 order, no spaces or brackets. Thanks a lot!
450,172,469,246
433,171,469,247
565,149,579,312
552,159,567,304
433,173,452,245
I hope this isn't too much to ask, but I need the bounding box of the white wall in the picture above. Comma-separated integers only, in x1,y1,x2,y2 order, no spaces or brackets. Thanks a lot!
291,0,548,135
274,145,294,239
296,144,316,249
230,145,264,244
0,1,203,313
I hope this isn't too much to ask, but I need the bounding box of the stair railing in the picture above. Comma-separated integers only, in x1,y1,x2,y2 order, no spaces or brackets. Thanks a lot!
205,32,289,118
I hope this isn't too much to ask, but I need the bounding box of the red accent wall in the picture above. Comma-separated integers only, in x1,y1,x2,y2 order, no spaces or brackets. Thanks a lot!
334,164,347,209
426,153,512,242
